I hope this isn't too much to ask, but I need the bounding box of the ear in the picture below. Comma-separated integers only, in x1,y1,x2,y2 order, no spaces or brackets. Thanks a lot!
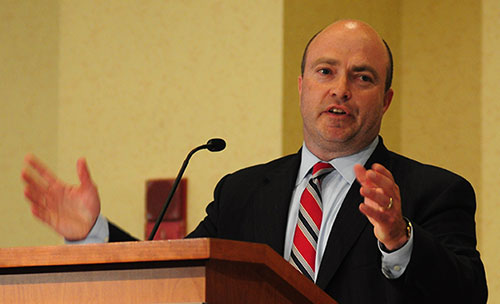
298,75,303,98
382,88,393,113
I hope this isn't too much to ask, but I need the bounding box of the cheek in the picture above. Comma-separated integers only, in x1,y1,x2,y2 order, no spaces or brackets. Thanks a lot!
358,92,387,112
354,100,385,124
300,101,312,121
299,89,314,114
299,98,308,121
361,103,385,124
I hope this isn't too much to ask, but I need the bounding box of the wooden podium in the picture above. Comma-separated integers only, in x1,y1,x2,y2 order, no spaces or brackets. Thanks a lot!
0,238,338,303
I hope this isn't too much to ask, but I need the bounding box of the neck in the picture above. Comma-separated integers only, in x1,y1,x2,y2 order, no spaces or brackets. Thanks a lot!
304,136,378,161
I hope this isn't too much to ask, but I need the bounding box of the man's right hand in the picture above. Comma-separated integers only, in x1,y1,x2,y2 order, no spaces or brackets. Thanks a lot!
21,154,101,241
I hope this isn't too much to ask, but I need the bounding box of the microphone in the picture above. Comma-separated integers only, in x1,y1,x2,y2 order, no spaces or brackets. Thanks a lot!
206,138,226,152
148,138,226,240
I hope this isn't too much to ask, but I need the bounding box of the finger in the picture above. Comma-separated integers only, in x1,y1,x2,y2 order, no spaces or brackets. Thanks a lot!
371,163,395,183
22,171,48,206
364,168,395,194
31,204,43,220
360,187,391,210
365,165,401,207
24,187,42,206
22,167,47,190
31,204,53,226
355,164,389,205
77,158,93,187
354,164,367,184
21,167,38,187
24,154,57,184
354,164,376,187
359,202,388,226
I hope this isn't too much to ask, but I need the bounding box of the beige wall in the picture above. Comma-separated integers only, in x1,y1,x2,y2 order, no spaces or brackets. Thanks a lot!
482,0,500,298
0,0,61,246
1,0,499,302
1,0,284,244
56,0,284,239
399,1,481,192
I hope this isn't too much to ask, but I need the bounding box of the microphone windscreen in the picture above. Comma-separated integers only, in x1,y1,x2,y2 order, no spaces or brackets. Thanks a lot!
206,138,226,152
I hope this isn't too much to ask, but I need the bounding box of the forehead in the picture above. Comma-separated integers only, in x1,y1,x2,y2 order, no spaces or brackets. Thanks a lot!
306,24,388,74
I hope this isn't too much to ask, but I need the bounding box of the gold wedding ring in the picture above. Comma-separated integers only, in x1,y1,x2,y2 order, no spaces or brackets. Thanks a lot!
386,197,393,210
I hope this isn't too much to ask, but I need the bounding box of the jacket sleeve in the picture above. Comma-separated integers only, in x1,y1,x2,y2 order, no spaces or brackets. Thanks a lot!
108,220,138,242
401,175,487,303
186,175,228,239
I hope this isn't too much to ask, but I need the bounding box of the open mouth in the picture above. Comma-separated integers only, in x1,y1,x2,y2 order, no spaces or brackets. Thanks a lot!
328,108,347,115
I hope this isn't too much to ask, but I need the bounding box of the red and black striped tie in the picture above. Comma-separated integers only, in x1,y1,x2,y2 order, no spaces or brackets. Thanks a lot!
290,162,334,281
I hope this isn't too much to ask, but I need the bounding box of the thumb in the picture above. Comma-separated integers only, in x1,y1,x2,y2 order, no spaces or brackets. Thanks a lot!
76,158,93,187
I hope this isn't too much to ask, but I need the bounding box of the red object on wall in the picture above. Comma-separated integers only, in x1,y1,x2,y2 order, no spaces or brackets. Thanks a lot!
145,178,187,240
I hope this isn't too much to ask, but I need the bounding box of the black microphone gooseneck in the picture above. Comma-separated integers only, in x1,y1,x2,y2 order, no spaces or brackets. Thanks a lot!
148,138,226,240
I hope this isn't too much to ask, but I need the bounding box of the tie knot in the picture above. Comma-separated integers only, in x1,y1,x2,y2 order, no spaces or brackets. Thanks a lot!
312,162,333,179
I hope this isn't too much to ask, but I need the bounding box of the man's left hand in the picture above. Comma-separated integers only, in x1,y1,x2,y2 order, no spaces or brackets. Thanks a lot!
354,163,408,251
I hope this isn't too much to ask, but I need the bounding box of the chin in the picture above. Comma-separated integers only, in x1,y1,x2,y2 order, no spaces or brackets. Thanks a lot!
322,130,356,144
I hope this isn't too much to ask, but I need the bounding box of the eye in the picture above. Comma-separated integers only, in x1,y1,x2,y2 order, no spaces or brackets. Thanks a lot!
359,75,373,82
318,68,331,75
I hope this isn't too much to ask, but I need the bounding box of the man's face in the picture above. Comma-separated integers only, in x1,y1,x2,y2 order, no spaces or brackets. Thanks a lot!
299,21,393,160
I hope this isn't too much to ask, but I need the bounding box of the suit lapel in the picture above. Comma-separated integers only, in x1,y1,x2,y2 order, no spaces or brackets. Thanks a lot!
315,176,366,288
316,139,392,289
252,152,301,256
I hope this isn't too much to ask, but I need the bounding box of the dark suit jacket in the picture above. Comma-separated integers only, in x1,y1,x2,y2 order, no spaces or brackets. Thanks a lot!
110,139,487,303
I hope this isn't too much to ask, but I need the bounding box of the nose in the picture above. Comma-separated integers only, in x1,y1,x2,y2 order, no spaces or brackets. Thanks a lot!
329,75,351,102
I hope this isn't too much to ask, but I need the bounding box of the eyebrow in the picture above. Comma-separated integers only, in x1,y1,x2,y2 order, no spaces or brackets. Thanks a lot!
309,58,381,82
310,58,340,68
352,65,380,82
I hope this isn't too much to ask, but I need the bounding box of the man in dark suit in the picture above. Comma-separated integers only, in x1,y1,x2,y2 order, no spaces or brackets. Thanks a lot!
22,20,487,303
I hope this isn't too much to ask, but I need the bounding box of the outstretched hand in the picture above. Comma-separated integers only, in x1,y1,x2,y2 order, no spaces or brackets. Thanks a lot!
354,163,408,251
21,154,101,241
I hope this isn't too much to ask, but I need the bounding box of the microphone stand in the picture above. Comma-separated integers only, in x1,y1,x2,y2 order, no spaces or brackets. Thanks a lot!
147,139,227,240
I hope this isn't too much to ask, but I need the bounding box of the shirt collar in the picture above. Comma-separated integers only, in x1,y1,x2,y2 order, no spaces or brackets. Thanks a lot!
297,137,379,186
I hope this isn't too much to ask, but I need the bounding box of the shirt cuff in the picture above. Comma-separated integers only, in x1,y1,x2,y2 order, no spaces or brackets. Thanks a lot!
379,222,414,279
65,214,110,244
